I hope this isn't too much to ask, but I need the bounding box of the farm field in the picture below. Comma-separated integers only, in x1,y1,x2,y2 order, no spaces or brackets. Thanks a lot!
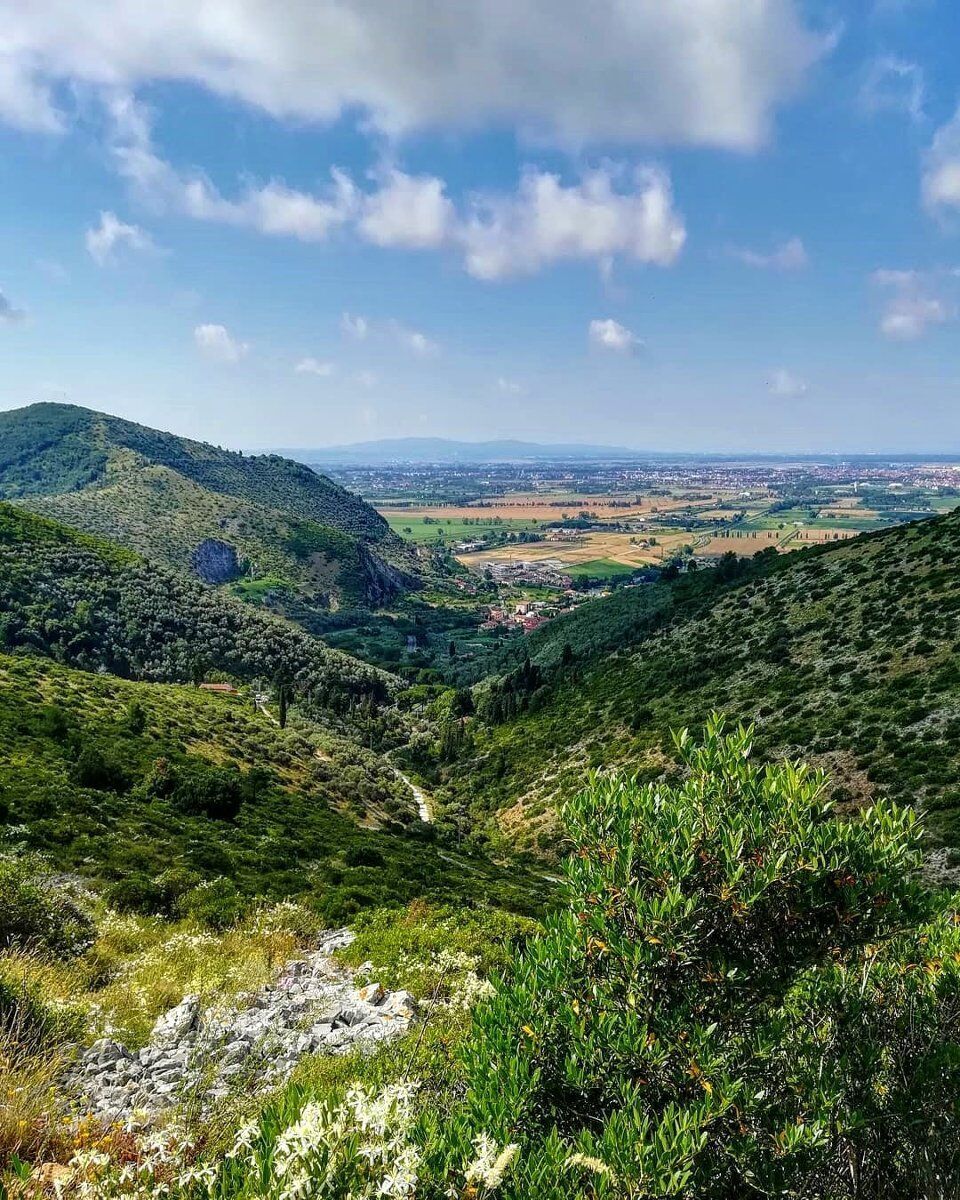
457,529,695,571
382,513,542,542
378,492,723,525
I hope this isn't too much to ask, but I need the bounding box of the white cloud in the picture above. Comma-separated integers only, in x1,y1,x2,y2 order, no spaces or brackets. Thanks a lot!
0,1,821,151
729,236,808,270
194,323,249,363
355,370,378,389
107,93,357,242
768,368,808,397
0,290,25,324
388,321,439,356
589,318,641,353
923,108,960,213
872,267,956,339
358,169,455,250
497,377,525,395
294,357,335,376
859,56,924,121
880,295,950,340
341,312,369,340
103,97,687,281
85,209,159,264
459,167,685,281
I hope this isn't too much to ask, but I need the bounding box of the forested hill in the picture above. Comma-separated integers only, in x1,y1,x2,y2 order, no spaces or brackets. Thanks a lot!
0,402,386,538
0,403,427,609
432,508,960,864
0,503,396,725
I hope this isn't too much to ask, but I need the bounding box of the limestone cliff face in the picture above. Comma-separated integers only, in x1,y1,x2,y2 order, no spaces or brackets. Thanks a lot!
191,538,242,584
358,545,417,606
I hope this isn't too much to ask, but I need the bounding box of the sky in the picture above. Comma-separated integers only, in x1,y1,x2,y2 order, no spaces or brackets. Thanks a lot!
1,1,960,452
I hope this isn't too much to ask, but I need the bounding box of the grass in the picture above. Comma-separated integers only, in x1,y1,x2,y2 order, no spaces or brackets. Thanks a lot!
0,902,323,1050
564,558,638,579
383,515,541,544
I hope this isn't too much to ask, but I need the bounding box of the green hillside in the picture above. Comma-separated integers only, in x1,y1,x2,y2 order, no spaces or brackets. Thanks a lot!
0,652,537,921
0,403,424,608
0,503,396,726
427,511,960,865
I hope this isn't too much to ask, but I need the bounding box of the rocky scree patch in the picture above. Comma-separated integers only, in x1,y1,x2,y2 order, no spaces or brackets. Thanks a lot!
67,929,418,1126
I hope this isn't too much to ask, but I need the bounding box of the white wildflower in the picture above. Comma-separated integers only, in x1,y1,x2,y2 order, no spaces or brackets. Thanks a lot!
464,1133,520,1191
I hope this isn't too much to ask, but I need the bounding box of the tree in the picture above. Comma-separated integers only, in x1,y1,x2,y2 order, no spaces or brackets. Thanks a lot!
455,717,960,1198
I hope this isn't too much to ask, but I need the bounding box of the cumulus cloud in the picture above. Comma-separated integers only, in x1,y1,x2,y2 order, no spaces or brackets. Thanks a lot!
729,236,808,270
294,357,335,376
85,209,159,264
923,108,960,214
460,167,685,281
387,321,439,356
589,318,641,353
0,290,25,323
104,99,688,282
194,323,249,363
107,94,357,242
872,267,957,339
0,1,820,151
355,371,378,389
768,368,808,397
859,56,924,121
341,313,369,340
358,169,455,250
880,295,951,340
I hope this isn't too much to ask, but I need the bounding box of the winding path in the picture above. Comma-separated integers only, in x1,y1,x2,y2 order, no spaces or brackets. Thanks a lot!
254,691,432,824
385,752,433,823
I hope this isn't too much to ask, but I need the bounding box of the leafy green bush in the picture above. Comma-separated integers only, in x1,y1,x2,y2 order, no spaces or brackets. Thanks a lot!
0,859,94,958
177,878,247,930
452,718,960,1198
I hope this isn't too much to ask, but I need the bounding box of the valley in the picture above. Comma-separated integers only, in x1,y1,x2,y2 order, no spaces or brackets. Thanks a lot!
4,408,960,1198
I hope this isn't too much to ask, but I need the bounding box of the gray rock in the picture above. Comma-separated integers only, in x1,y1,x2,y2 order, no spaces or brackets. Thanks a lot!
151,996,200,1045
66,927,419,1127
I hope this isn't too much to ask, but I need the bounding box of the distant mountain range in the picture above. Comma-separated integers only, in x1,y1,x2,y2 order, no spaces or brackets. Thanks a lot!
283,437,643,465
281,437,960,467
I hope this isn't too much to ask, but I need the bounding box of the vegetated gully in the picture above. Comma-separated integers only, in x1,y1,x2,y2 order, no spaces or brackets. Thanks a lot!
256,693,432,823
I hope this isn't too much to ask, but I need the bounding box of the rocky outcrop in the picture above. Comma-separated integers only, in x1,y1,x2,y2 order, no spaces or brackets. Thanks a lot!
67,930,417,1126
359,545,417,606
190,538,242,584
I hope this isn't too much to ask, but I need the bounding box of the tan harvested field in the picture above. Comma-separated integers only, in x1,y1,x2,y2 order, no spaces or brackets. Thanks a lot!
457,529,694,570
379,493,722,524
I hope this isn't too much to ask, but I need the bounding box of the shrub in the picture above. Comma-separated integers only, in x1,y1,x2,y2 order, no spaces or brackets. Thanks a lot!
73,745,132,792
453,717,960,1199
0,859,94,958
178,878,246,930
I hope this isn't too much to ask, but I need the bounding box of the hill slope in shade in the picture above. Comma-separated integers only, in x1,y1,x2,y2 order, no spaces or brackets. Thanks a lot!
0,403,424,608
428,510,960,867
0,502,397,727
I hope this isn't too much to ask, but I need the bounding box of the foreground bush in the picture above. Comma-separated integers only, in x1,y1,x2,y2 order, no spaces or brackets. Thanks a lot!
0,859,94,958
455,717,960,1199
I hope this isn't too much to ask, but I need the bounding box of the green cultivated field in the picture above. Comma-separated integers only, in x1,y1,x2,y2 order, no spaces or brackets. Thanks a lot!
565,558,638,579
383,513,542,543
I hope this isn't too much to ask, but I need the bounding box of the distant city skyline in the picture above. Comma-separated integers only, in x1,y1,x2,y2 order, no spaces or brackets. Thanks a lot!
2,2,960,451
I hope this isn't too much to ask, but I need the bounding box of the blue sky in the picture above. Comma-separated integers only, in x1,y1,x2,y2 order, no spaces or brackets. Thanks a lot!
1,0,960,451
